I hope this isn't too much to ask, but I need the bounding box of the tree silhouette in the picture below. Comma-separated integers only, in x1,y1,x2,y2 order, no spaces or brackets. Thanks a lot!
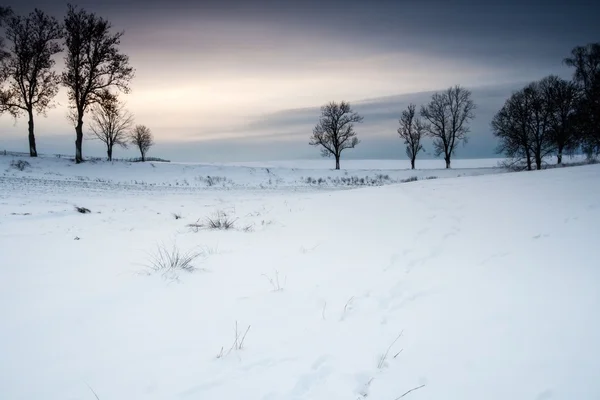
309,101,363,170
62,4,134,163
1,9,62,157
130,124,153,161
420,85,475,168
397,103,425,169
564,43,600,156
87,93,134,161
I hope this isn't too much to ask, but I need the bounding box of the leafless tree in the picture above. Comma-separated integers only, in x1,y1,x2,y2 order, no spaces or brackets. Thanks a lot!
61,4,134,163
564,42,600,156
541,75,578,164
420,85,476,168
491,89,534,171
397,103,425,169
492,77,567,170
87,93,134,161
309,101,363,170
0,9,63,157
524,81,555,170
130,124,153,161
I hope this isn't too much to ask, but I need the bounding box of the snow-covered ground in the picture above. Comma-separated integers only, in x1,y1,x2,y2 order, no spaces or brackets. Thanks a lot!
0,154,509,190
1,154,599,400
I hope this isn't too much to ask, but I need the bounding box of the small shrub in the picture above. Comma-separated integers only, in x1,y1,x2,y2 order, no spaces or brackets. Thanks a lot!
75,206,91,214
187,211,237,231
145,243,203,280
205,211,236,230
172,212,183,220
10,160,31,171
401,176,419,183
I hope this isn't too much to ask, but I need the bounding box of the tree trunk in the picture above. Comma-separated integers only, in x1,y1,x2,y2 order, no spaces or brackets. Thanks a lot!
335,154,340,170
27,109,37,157
75,118,84,163
445,155,451,169
141,151,146,162
526,153,532,171
535,154,542,170
411,158,415,170
557,144,564,165
107,145,113,161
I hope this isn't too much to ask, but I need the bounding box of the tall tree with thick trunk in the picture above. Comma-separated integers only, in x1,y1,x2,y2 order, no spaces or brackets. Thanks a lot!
0,9,62,157
420,85,476,168
61,4,134,163
309,101,363,170
87,93,133,161
397,103,425,169
130,124,153,162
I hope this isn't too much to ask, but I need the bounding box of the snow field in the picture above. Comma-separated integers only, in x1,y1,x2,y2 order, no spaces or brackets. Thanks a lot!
0,156,599,400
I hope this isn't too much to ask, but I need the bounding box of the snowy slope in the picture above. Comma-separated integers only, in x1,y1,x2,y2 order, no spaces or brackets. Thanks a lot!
0,159,599,400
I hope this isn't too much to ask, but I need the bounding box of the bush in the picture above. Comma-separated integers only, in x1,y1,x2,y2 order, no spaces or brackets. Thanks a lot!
145,243,203,281
75,206,91,214
400,176,419,183
10,159,31,171
187,211,237,231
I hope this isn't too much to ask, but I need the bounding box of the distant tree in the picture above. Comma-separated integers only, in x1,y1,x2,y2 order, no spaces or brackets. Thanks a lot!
397,103,425,169
564,43,600,156
309,101,363,170
491,89,534,170
420,85,476,168
492,78,568,170
62,4,134,163
0,9,63,157
524,81,555,170
87,93,134,161
541,75,578,164
130,124,153,161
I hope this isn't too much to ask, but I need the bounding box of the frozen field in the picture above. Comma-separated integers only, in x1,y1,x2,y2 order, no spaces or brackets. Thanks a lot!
1,154,599,400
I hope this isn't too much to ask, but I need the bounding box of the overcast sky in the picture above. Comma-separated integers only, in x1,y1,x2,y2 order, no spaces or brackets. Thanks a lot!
1,0,599,162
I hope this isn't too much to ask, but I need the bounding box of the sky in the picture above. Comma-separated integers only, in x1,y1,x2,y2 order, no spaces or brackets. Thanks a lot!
1,0,599,162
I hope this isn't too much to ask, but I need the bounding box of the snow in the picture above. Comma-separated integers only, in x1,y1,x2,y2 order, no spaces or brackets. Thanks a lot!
1,154,599,400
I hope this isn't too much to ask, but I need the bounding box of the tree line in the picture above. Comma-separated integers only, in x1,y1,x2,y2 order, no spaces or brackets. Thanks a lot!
0,5,154,162
310,85,476,170
492,43,600,170
310,42,599,170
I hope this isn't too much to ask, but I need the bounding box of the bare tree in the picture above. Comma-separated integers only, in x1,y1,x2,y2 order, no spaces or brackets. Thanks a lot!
130,124,153,161
62,4,134,163
309,101,363,170
0,9,62,157
541,75,578,164
87,93,134,161
397,103,425,169
491,89,534,171
420,85,476,168
492,78,565,171
524,81,555,170
564,42,600,156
